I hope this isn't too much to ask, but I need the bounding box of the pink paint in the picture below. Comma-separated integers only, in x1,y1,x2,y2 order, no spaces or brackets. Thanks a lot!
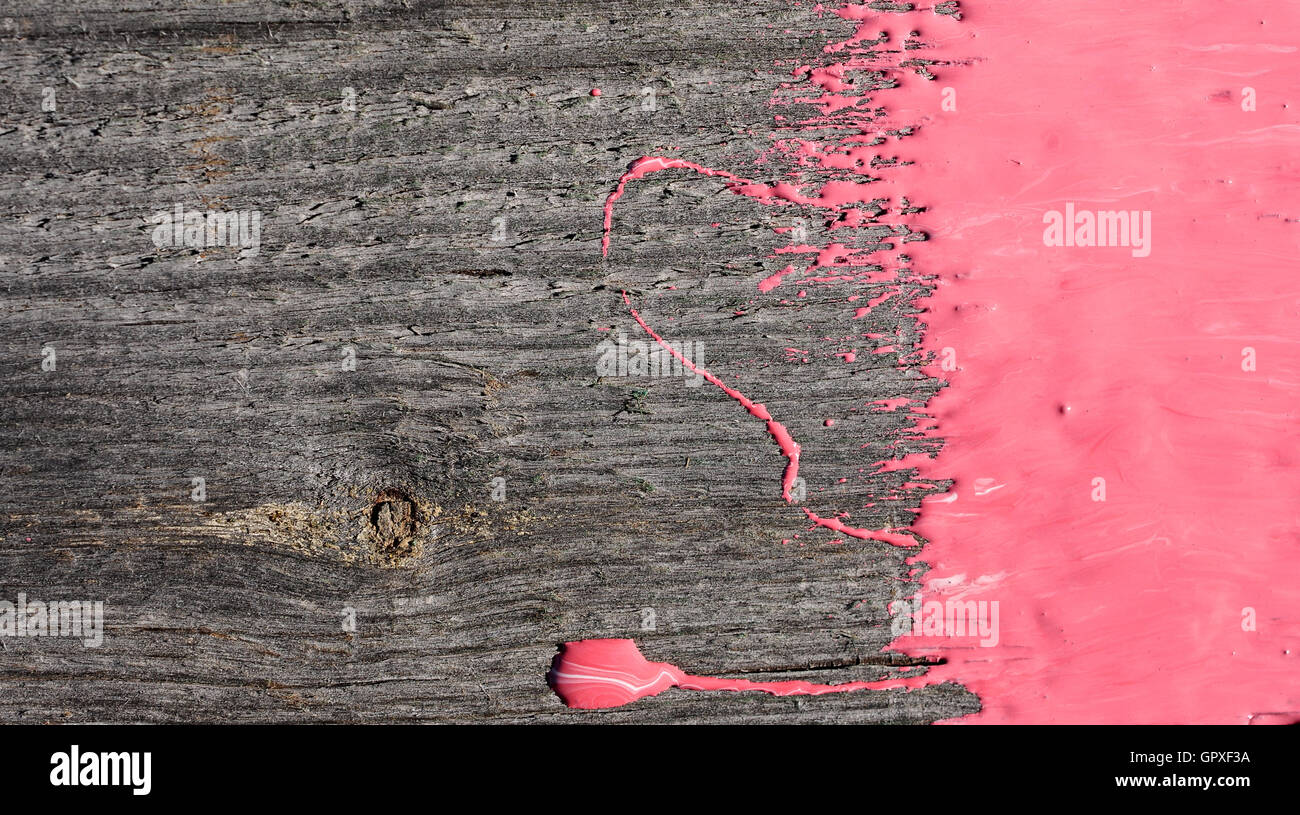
622,292,802,503
590,88,601,97
548,639,889,709
803,507,917,548
601,157,757,257
758,264,797,293
870,397,911,411
852,291,896,319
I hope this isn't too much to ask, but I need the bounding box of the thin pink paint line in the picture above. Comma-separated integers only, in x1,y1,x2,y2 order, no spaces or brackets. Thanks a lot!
548,639,898,710
621,290,803,504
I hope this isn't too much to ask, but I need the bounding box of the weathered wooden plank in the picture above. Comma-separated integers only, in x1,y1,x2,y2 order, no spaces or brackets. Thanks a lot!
0,0,977,721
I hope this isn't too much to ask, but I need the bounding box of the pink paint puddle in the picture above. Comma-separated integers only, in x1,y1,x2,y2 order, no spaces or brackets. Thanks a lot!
548,639,888,709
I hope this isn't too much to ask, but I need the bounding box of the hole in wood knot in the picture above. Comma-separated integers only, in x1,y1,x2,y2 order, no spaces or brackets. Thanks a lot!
369,489,419,554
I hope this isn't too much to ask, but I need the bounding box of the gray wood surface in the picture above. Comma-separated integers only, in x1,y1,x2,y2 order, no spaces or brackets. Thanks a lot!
0,0,977,722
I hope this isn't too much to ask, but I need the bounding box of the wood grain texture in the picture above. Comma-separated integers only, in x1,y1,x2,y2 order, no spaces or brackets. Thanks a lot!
0,0,978,722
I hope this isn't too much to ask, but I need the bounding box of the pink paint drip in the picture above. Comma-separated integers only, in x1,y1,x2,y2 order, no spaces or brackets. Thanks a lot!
601,157,758,257
548,639,889,710
758,264,798,293
622,291,803,502
803,507,916,548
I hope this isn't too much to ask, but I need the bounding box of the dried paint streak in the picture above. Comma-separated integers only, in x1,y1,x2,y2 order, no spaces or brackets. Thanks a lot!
601,157,757,257
621,290,802,503
802,506,915,548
